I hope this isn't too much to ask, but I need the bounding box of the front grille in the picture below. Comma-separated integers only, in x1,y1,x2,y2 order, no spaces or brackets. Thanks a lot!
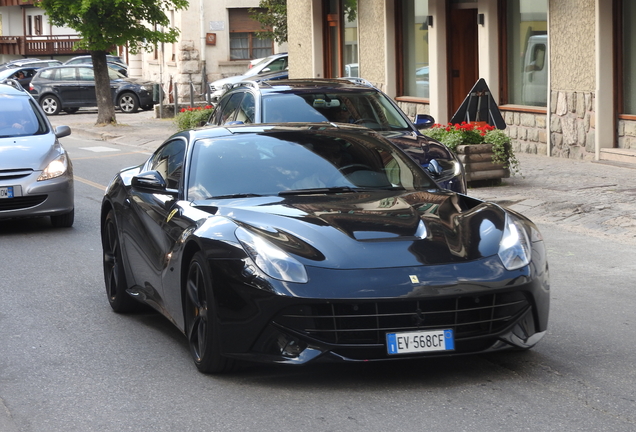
0,169,33,181
0,195,47,211
274,292,529,345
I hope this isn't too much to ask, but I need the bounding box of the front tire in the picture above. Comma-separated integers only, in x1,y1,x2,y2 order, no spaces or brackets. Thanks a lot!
185,251,236,373
102,210,140,312
40,95,61,116
117,92,139,113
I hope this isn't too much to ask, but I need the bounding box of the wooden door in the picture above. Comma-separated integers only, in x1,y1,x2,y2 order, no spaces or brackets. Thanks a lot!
448,8,479,119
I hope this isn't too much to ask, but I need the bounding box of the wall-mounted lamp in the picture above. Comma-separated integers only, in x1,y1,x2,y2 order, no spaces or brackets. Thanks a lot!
478,14,485,26
426,15,433,28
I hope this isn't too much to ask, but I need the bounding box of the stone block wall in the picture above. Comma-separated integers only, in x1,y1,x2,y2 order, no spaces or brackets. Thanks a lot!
502,110,548,156
618,119,636,149
548,90,596,160
395,100,431,119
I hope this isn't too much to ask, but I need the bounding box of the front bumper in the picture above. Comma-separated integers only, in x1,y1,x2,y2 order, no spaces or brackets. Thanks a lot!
210,242,550,365
0,169,74,220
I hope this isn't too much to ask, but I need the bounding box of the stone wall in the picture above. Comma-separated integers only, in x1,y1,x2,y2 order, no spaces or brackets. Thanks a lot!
618,120,636,150
549,90,595,160
503,110,548,157
395,100,431,119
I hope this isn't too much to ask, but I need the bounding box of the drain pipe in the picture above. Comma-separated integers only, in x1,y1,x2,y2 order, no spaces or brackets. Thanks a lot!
200,0,207,101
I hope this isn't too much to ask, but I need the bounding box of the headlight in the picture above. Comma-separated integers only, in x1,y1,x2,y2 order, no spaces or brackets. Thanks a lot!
235,227,308,283
140,85,153,92
498,214,532,270
38,152,68,181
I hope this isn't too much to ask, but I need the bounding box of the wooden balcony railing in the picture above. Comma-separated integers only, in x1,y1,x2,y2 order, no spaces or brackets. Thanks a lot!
0,35,90,56
0,0,35,6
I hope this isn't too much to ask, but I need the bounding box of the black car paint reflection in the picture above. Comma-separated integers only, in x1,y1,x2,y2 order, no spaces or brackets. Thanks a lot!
101,124,549,373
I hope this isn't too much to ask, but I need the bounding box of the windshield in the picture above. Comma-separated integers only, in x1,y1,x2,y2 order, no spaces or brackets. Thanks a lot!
187,128,435,200
261,91,411,131
0,96,48,138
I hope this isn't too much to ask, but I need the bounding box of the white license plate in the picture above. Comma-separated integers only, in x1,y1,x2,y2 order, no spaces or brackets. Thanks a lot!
0,186,14,199
386,329,455,355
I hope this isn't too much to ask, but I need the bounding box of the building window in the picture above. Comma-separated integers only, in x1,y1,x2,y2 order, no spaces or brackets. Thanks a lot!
622,0,636,114
229,8,273,60
323,0,358,78
34,16,43,36
397,1,429,98
503,0,548,107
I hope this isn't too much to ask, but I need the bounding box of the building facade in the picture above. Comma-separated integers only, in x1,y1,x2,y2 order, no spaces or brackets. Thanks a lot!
0,0,87,61
132,0,286,107
287,0,636,164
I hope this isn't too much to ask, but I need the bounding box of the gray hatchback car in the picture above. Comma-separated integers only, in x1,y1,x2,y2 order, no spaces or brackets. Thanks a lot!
0,79,74,227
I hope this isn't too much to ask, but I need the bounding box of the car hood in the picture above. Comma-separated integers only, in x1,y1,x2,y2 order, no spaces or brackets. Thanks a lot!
210,75,246,89
196,190,507,269
0,134,58,170
113,78,154,86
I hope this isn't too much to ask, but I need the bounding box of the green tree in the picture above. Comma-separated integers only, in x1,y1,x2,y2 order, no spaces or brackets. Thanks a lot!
39,0,188,125
249,0,287,44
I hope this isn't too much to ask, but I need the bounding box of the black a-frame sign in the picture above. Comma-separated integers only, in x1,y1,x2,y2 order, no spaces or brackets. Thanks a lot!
450,78,506,129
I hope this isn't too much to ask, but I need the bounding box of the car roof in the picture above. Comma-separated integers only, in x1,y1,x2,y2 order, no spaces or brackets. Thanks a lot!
0,80,33,96
230,78,379,95
186,122,371,142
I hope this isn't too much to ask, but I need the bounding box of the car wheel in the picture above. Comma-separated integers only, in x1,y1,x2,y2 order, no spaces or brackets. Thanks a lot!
40,95,61,116
63,107,79,114
117,92,139,113
185,251,236,373
102,210,140,313
50,208,74,228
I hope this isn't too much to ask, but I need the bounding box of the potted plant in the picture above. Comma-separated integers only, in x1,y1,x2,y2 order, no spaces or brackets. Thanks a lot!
426,122,520,183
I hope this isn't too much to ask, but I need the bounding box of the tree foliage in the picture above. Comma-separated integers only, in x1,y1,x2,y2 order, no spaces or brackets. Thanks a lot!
38,0,189,124
249,0,287,44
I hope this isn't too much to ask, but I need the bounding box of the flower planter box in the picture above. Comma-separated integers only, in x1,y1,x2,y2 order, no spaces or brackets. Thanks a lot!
456,143,510,183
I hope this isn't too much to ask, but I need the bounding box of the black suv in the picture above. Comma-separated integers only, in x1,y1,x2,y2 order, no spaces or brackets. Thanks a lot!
206,78,466,193
29,65,157,115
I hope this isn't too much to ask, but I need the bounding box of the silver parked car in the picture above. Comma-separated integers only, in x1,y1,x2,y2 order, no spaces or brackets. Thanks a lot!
207,52,288,103
0,79,74,227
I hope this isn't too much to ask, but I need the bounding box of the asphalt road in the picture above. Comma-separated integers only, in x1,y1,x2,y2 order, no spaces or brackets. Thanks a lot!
0,132,634,432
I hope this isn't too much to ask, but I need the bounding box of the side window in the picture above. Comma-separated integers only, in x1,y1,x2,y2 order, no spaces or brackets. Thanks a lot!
265,58,286,72
59,68,77,80
77,68,95,81
209,93,233,125
39,69,56,80
219,92,245,124
149,139,186,190
236,92,255,123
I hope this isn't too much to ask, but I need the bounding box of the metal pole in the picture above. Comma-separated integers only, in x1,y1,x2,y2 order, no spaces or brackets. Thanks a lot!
190,78,194,107
174,83,178,117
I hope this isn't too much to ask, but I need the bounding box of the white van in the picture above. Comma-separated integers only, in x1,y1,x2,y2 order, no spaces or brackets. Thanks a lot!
522,34,548,106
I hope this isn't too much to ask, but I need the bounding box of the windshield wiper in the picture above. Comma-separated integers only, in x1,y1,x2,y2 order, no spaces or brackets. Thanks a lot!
205,193,263,199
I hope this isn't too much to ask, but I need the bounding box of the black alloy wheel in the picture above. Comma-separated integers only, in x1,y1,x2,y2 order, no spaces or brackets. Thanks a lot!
102,210,139,312
185,251,236,373
117,92,139,113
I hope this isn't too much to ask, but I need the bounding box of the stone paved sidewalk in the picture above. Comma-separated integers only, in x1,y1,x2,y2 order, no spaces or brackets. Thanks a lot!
51,109,636,245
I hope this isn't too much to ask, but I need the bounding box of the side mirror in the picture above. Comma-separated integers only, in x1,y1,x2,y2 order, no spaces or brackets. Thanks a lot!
132,170,178,196
54,125,71,138
414,114,435,130
426,158,462,182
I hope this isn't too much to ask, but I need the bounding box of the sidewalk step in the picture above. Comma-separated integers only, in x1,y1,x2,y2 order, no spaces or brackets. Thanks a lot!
599,148,636,164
